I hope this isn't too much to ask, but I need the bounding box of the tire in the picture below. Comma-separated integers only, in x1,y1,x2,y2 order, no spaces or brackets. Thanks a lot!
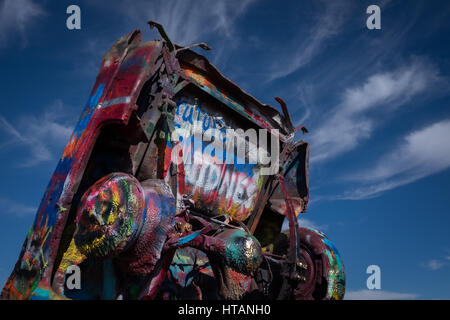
272,227,345,300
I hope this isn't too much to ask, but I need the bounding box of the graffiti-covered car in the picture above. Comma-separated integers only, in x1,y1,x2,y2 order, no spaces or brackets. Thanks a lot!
1,22,345,300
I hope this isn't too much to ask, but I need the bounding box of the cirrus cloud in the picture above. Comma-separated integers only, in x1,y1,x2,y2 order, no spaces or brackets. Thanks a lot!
0,0,45,47
0,100,75,167
340,118,450,199
310,58,442,163
345,289,419,300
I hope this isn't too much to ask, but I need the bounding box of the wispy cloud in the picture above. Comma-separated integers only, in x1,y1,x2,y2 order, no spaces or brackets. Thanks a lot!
345,289,419,300
0,100,75,167
117,0,256,46
0,0,45,46
293,85,314,126
0,197,36,218
310,58,441,163
267,0,350,82
281,217,328,232
420,253,450,271
421,259,445,271
340,118,450,199
80,0,256,76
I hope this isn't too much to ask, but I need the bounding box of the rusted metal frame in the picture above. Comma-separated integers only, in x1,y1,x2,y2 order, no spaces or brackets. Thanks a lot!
162,46,193,87
247,124,299,234
256,134,302,299
182,71,291,143
149,21,201,95
148,21,175,52
131,56,165,174
132,45,190,178
184,206,247,231
247,174,278,234
247,134,296,234
263,252,284,260
154,26,294,235
275,173,301,300
138,43,188,132
164,208,244,250
155,46,196,136
141,30,303,298
163,216,226,254
136,47,193,297
274,97,295,133
125,43,194,299
277,175,300,260
248,174,301,299
279,140,301,250
178,48,291,136
173,80,190,94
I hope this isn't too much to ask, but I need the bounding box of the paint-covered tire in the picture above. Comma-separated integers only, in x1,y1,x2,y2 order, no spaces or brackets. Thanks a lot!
73,173,177,276
272,227,345,300
74,173,147,258
294,227,345,300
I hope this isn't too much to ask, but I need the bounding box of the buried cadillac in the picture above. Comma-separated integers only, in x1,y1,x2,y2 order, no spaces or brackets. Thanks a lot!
1,22,345,300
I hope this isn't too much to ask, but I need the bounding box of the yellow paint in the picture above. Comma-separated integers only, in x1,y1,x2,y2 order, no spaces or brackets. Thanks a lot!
58,238,85,274
110,183,121,212
78,233,106,255
107,209,117,225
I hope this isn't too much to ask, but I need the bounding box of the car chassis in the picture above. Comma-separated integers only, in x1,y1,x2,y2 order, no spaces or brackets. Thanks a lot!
1,22,345,300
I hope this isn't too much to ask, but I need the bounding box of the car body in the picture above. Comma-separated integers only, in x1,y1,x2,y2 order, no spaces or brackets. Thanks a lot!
1,22,344,300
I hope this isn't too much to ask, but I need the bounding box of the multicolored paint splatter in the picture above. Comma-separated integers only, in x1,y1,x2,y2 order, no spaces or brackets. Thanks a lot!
298,227,346,300
164,99,266,221
74,173,146,258
1,23,344,301
1,31,163,300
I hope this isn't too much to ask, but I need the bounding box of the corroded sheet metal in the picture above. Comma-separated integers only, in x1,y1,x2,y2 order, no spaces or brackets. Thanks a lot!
1,31,163,300
0,22,337,300
269,141,309,217
162,95,268,221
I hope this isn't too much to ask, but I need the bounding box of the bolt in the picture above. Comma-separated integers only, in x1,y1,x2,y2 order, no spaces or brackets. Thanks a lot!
295,274,307,282
184,223,192,233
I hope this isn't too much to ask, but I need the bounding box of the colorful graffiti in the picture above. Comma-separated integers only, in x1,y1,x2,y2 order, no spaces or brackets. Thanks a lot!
1,23,345,301
294,227,346,300
1,31,162,300
74,173,146,258
163,100,266,221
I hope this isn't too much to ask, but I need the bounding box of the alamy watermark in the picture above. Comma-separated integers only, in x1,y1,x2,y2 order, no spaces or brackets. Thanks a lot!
366,264,381,290
66,5,81,30
65,265,81,290
366,5,381,30
170,121,280,176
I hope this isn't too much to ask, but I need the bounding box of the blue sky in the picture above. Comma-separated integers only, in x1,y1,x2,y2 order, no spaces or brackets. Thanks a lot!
0,0,450,300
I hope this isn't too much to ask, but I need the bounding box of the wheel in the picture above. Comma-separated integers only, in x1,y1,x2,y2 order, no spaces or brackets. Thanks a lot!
273,227,345,300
